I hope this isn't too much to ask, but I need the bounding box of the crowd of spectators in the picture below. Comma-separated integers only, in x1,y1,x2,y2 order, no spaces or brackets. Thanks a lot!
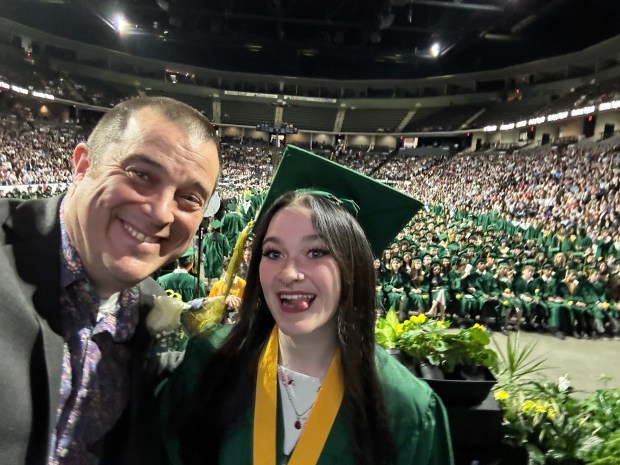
3,113,619,339
397,145,619,232
0,114,84,187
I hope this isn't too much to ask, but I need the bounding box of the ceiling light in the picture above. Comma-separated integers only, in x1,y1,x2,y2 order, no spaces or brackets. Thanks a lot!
430,42,441,58
113,14,128,33
245,44,263,52
300,49,318,57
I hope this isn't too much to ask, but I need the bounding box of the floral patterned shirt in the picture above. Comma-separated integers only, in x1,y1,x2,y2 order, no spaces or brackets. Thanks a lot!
48,204,140,465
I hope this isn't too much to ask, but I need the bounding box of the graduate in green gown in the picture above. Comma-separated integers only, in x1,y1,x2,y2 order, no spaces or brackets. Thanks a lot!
494,261,521,331
557,269,592,339
425,261,449,320
157,247,207,302
406,257,427,315
201,218,231,284
156,146,453,465
384,256,413,321
513,263,545,324
374,258,387,315
221,201,248,246
582,269,620,337
463,258,499,326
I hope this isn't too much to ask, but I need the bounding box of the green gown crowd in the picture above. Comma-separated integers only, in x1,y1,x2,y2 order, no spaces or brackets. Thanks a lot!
373,208,619,340
195,183,620,341
4,146,619,341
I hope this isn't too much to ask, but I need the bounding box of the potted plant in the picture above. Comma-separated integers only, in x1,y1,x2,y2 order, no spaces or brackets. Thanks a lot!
493,334,620,465
375,310,499,405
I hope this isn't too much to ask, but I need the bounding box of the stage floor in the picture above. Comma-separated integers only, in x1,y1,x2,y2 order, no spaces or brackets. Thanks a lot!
490,330,620,397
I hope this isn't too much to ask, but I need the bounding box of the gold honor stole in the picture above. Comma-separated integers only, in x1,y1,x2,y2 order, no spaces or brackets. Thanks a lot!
254,326,344,465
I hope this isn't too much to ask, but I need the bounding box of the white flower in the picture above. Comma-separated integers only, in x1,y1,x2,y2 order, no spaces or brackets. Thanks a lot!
558,374,571,392
146,295,189,336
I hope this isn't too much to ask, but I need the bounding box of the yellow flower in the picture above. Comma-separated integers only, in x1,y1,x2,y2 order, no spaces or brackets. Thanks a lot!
415,313,427,324
165,289,183,300
455,294,463,300
521,400,537,413
535,288,540,295
494,390,509,401
436,320,449,328
422,294,428,299
546,408,557,419
395,323,405,336
602,302,610,309
535,405,547,415
567,300,574,306
503,300,509,306
504,288,511,294
472,323,486,331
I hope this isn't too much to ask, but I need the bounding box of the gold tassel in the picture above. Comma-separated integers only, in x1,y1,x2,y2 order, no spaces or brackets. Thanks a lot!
182,220,255,335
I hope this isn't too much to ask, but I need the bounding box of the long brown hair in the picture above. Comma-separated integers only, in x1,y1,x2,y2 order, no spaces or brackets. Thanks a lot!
179,191,395,465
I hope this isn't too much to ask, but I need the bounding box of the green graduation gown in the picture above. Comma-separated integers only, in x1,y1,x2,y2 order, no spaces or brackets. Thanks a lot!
201,232,231,279
157,327,454,465
157,270,207,302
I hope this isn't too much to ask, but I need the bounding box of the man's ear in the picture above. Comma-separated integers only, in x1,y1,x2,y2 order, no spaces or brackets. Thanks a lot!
72,143,91,182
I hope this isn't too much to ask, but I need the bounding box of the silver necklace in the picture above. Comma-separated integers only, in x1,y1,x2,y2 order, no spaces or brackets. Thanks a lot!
277,366,317,430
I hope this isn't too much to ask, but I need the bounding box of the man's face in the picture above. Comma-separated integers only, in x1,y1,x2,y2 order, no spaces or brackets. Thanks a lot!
64,108,220,296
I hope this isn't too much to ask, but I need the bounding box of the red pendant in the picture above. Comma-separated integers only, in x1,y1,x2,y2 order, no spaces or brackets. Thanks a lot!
294,420,302,430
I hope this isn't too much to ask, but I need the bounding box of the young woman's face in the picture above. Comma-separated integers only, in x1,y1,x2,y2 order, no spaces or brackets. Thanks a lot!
259,205,341,340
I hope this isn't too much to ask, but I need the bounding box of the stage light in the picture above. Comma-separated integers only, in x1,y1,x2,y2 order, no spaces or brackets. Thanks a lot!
113,14,128,33
430,42,441,57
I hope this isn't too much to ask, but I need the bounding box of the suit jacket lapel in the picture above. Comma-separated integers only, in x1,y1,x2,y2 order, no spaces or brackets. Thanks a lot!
2,196,64,452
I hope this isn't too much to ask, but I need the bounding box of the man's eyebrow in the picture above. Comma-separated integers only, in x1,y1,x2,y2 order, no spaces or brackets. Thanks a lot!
124,154,211,201
124,153,165,170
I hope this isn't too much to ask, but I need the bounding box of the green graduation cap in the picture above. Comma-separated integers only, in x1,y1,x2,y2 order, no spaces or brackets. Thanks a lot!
210,218,223,229
180,246,195,259
178,246,195,264
259,145,423,257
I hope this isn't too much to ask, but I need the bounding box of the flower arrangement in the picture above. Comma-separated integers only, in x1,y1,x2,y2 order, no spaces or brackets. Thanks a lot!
375,309,498,374
493,335,620,465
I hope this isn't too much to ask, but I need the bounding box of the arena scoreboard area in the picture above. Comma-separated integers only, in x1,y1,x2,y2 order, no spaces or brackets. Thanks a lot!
256,123,298,134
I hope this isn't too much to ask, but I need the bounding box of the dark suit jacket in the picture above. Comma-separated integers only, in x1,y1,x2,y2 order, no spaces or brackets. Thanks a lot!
0,196,164,464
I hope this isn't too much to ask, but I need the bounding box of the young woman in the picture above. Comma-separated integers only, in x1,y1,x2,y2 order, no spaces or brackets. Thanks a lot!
425,261,449,320
156,184,452,465
407,257,426,315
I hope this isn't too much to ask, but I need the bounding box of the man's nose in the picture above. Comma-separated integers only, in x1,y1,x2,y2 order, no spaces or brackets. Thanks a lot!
147,189,175,226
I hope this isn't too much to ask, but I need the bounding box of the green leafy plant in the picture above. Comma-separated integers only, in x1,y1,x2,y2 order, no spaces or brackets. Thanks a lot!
376,311,498,373
492,335,620,465
374,307,400,349
494,333,547,389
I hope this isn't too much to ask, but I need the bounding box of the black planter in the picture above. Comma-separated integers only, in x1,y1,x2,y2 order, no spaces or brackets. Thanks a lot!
420,365,497,407
385,348,411,367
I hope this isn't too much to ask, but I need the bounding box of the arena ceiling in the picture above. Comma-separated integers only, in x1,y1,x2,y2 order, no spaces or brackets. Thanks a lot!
4,0,620,80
